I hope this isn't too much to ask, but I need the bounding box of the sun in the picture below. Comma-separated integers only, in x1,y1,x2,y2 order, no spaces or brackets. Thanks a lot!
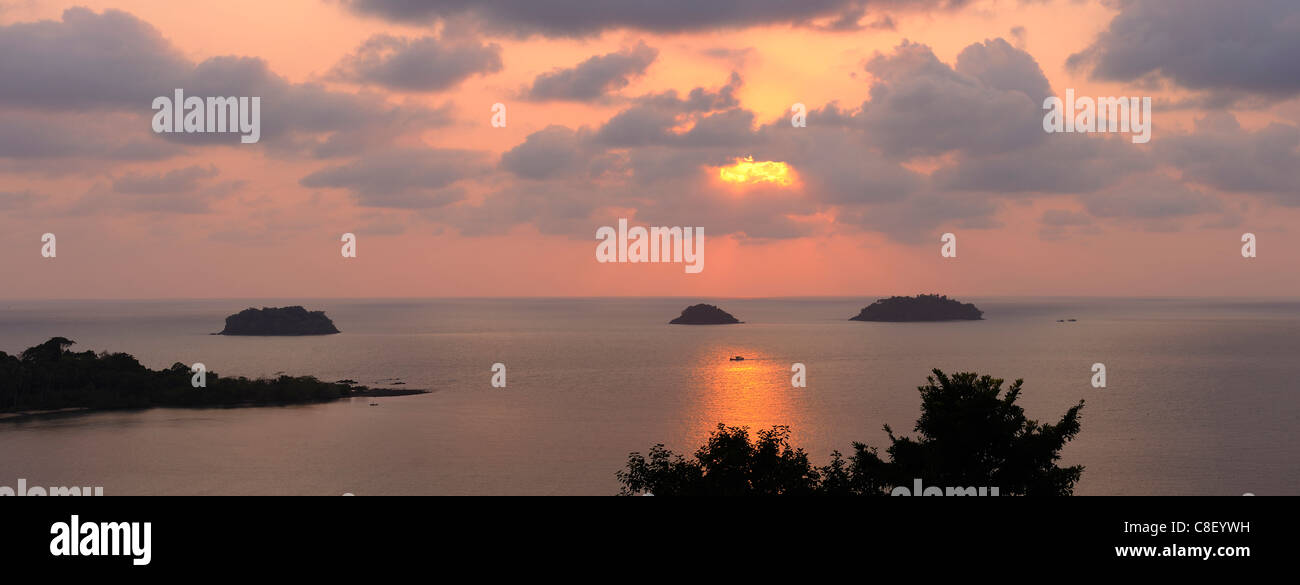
718,156,795,186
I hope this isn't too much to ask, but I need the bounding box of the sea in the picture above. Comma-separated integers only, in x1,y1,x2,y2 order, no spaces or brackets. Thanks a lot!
0,297,1295,495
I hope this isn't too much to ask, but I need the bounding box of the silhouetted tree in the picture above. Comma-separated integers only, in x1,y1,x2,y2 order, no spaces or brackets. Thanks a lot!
617,369,1085,495
20,336,75,362
0,337,371,413
872,370,1084,495
617,425,821,495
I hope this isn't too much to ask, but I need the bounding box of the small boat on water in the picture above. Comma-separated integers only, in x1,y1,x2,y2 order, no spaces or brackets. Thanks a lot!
729,356,745,361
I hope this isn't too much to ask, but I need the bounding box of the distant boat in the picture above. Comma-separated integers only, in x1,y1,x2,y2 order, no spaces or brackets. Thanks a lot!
369,402,378,406
1067,319,1077,322
730,356,745,361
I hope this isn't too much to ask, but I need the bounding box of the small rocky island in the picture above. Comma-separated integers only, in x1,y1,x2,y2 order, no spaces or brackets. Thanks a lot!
669,304,742,325
850,294,983,322
218,306,340,335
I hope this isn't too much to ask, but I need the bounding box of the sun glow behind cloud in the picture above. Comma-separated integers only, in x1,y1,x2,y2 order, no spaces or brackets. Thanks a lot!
718,156,795,186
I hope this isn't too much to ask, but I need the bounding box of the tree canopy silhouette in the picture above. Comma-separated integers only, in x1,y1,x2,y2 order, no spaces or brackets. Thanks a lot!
1,337,418,414
617,369,1084,495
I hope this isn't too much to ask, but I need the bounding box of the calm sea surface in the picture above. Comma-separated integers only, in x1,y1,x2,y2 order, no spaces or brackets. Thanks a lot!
0,297,1295,495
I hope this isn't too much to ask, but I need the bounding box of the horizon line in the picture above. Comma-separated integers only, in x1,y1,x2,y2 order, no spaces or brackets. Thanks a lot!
2,294,1298,303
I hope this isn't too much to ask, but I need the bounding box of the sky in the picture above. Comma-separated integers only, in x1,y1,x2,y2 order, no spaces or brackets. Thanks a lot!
1,0,1298,299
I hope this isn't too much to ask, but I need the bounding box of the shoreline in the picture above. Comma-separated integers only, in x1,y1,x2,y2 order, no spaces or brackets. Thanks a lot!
0,389,430,423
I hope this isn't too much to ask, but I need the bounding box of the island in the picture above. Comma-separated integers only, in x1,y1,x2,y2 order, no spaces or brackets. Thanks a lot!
849,294,983,322
670,304,742,324
0,337,426,420
218,306,340,335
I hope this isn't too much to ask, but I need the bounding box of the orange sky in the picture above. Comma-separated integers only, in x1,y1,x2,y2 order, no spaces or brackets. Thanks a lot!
1,0,1297,298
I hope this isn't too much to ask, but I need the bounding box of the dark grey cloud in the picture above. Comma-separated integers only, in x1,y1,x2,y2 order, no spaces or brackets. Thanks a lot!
623,181,820,239
955,37,1051,104
111,164,219,195
591,73,744,147
0,8,452,156
76,165,243,214
300,148,492,208
637,71,744,113
839,192,1001,244
758,117,921,205
468,69,935,240
1165,112,1300,202
328,34,502,91
1041,209,1092,227
525,42,657,102
1080,175,1224,220
933,132,1154,194
588,105,758,152
0,7,190,110
339,0,970,37
678,109,758,148
759,38,1121,216
1038,207,1099,241
355,212,410,236
439,181,611,237
166,56,454,154
0,190,43,210
500,125,589,179
477,34,1252,243
1008,25,1026,48
592,105,678,147
865,15,898,30
0,111,177,163
450,170,820,240
471,49,1043,243
622,147,722,186
866,37,1153,196
468,37,1253,244
1068,0,1300,99
856,39,1048,157
447,72,824,239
